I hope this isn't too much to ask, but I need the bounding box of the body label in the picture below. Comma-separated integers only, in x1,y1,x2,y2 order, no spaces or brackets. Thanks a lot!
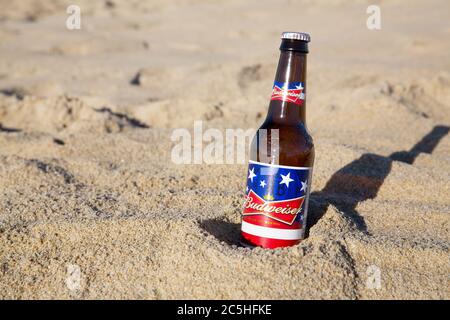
270,81,305,105
241,160,312,245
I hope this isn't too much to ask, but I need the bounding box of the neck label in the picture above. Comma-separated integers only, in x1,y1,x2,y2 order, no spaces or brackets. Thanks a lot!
270,81,305,106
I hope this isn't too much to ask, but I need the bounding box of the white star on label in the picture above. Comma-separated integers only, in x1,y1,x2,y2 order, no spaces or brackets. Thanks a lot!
296,83,304,90
279,172,294,188
300,180,308,192
248,167,256,182
259,180,267,188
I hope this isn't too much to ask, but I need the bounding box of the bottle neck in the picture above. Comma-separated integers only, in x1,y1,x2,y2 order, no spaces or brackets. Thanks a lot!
266,50,307,125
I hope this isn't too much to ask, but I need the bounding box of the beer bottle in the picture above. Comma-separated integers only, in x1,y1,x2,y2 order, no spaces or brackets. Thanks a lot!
241,32,314,249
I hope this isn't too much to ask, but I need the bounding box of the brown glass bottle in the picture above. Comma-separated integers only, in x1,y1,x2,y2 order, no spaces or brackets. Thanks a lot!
241,32,314,249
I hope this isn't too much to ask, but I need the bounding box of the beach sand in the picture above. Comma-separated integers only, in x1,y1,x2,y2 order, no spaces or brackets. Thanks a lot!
0,0,449,299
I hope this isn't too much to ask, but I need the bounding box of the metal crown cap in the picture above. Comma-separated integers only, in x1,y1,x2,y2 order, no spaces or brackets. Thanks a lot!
281,32,311,42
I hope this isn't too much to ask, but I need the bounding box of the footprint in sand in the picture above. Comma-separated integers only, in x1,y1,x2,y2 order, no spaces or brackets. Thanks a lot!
237,64,262,89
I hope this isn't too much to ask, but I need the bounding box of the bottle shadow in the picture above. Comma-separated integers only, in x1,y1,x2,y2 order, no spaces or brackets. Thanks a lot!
307,125,450,236
199,219,242,246
200,125,450,245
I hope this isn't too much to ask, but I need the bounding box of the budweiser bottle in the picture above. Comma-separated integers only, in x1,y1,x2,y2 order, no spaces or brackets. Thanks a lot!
241,32,314,249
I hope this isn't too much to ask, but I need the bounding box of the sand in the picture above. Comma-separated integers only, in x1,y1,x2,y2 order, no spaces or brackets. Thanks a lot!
0,0,449,299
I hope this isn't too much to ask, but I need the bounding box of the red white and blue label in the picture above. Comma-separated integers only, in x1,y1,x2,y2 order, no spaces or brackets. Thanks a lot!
270,81,305,106
241,160,312,248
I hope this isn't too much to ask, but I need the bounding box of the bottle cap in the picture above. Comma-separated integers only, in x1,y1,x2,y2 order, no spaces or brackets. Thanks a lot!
281,32,311,42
